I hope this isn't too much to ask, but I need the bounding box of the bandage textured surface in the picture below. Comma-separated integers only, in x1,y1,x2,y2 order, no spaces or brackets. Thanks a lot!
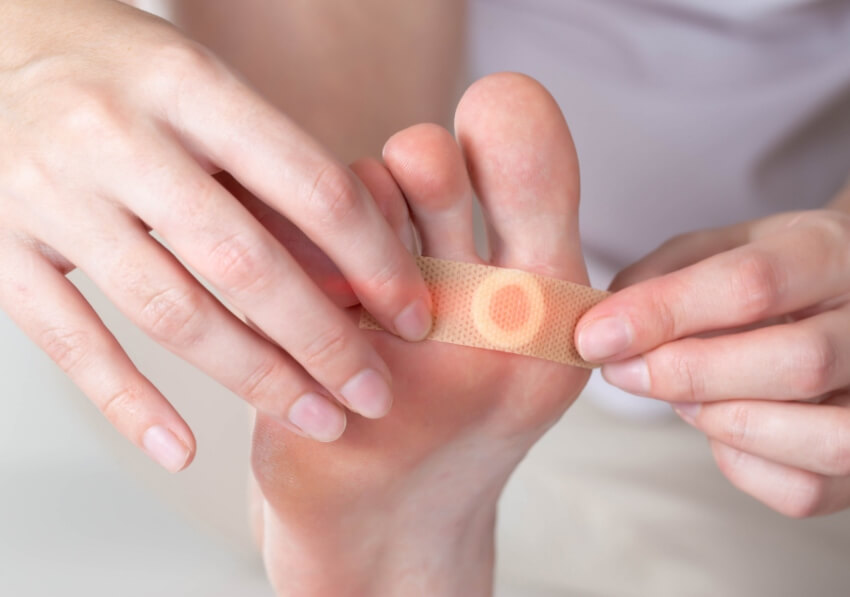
360,256,610,369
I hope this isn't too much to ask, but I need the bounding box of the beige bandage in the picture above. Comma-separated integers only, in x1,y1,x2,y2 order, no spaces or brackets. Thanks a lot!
360,256,610,369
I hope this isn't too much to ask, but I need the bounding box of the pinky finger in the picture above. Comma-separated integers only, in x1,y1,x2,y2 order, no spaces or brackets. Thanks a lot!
0,238,195,473
710,441,850,518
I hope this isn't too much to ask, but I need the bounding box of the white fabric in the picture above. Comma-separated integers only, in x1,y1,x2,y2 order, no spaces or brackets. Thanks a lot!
470,0,850,272
469,2,850,595
3,2,850,595
643,0,830,20
470,0,850,418
495,396,850,597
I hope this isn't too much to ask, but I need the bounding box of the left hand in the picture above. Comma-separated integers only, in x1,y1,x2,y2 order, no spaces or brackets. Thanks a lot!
576,208,850,518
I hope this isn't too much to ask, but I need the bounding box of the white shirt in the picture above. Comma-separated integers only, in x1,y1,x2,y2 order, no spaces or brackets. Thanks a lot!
469,0,850,417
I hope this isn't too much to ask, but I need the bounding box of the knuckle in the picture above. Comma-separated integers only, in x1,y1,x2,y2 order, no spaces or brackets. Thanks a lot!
718,403,754,448
148,40,224,90
307,164,360,226
100,386,145,427
238,358,284,408
2,157,53,204
363,256,406,296
140,287,205,346
790,334,837,397
59,89,131,152
644,280,682,340
300,325,350,372
728,251,785,320
40,328,91,373
143,40,233,120
664,346,706,401
208,234,276,296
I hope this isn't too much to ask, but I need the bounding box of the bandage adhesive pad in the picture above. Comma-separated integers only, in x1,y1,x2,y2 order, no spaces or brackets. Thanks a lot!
360,256,610,369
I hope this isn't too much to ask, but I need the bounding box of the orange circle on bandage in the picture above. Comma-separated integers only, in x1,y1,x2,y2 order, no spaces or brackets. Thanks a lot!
471,270,545,349
490,285,530,331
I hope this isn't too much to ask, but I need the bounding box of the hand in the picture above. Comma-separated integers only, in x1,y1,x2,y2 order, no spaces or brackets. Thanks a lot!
0,0,432,472
250,73,591,597
576,208,850,517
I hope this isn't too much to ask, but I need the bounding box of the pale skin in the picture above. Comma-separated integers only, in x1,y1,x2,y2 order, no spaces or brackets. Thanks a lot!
3,0,850,592
251,72,591,596
0,0,462,472
577,189,850,518
194,0,850,525
249,71,850,593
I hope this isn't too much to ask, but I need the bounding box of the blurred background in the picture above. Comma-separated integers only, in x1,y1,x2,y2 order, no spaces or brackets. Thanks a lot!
0,2,275,595
5,1,850,596
0,262,272,596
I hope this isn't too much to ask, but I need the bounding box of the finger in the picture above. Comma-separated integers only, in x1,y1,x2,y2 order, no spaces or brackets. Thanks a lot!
382,123,478,262
680,398,850,477
217,171,356,308
609,223,749,291
710,440,850,518
601,307,850,402
0,235,195,473
47,206,349,441
577,211,850,363
115,141,394,419
454,72,586,282
161,64,432,341
349,158,417,255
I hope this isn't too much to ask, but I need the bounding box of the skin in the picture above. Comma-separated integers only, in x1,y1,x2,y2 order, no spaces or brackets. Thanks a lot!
173,0,850,522
5,4,850,592
171,0,466,163
576,180,850,517
0,0,455,473
251,73,591,596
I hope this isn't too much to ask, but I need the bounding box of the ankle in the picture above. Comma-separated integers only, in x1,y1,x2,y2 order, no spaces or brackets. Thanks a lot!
261,496,498,597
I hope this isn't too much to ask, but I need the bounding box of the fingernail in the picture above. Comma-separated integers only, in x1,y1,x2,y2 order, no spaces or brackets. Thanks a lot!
288,393,347,442
340,368,393,418
601,357,650,395
143,426,191,474
394,298,432,341
577,316,633,362
673,402,701,425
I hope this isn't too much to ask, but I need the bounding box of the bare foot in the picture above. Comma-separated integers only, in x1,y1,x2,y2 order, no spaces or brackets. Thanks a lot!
251,73,590,597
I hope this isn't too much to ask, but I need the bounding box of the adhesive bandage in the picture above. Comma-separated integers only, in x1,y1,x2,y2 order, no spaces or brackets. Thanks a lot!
360,256,610,369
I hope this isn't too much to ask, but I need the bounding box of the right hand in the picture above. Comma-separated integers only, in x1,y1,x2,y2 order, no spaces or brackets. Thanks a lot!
0,0,432,472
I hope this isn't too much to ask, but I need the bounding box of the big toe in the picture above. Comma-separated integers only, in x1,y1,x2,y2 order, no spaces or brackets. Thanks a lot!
454,72,586,284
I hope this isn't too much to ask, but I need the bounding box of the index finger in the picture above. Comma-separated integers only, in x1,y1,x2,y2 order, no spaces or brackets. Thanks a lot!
576,214,850,362
163,59,433,342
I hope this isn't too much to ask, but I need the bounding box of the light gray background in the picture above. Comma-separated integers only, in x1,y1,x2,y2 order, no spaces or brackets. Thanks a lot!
1,3,274,594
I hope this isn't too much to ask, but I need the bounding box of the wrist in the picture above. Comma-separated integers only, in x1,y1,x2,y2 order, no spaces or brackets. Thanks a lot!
260,491,498,597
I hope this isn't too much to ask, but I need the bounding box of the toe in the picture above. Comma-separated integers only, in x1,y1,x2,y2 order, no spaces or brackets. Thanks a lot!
383,123,479,263
454,72,586,283
350,158,417,254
